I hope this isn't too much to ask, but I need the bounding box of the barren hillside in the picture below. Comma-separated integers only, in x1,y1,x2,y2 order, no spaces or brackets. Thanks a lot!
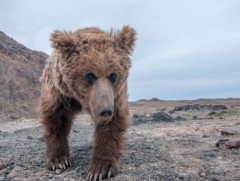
0,32,48,121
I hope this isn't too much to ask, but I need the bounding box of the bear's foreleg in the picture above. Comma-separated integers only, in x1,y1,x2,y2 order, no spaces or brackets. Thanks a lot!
87,100,130,180
41,95,79,170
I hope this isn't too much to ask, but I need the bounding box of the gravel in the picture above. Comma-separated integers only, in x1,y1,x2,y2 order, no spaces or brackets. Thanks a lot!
0,113,240,181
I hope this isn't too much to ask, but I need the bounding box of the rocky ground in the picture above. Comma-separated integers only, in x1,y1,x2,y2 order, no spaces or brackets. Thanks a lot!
0,99,240,181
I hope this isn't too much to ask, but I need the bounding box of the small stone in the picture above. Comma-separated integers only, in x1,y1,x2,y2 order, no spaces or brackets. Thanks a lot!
177,173,188,180
27,136,33,139
48,173,54,179
55,169,62,174
178,174,185,179
38,137,44,142
73,129,79,133
9,114,19,120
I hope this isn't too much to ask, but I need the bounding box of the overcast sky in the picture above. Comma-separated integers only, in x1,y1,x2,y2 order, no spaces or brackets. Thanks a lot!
1,0,240,101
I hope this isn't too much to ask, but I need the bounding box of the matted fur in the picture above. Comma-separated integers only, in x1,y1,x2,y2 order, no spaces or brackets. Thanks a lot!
40,26,136,180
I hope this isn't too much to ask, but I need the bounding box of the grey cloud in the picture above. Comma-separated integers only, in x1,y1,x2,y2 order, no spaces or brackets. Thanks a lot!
1,0,240,100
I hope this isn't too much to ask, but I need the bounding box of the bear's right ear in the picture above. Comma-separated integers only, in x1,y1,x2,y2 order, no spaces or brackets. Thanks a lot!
50,30,75,55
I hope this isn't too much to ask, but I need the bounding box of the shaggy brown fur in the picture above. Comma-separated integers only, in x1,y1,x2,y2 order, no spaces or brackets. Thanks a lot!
40,26,136,180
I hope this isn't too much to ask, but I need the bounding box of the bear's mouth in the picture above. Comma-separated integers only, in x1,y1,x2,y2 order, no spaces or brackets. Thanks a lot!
93,110,113,125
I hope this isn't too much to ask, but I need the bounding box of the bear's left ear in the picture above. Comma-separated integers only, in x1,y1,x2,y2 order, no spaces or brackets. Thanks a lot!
114,26,136,54
50,30,76,55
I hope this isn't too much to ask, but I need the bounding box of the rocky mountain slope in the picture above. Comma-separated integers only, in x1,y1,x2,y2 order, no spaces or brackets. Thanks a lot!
0,31,48,121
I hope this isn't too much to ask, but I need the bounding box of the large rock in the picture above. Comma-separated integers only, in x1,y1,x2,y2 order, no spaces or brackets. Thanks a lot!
173,104,227,112
211,105,227,111
132,111,179,125
151,112,174,122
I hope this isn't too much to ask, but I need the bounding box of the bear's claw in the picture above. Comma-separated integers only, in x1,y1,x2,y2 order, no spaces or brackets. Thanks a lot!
47,156,71,171
87,161,117,180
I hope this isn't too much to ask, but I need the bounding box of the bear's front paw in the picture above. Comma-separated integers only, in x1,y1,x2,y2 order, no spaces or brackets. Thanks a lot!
46,156,71,171
87,160,118,180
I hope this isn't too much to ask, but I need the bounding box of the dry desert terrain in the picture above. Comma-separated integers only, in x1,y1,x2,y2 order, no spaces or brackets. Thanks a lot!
0,98,240,181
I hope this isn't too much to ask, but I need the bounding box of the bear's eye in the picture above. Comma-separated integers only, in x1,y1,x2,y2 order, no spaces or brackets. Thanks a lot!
108,72,118,84
85,72,97,85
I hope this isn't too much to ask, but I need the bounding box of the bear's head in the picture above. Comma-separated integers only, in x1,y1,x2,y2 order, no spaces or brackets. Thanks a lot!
50,26,136,124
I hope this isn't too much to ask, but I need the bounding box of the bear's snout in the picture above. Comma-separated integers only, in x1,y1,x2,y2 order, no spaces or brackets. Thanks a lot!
90,79,114,124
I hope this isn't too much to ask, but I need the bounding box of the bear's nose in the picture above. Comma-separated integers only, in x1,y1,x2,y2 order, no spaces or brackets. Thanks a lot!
99,110,113,117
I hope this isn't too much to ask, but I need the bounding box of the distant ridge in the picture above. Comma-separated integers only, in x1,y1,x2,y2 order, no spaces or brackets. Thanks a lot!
136,97,240,102
134,98,240,108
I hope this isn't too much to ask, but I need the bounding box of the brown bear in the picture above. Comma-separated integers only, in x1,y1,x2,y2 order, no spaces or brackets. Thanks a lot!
39,26,136,180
